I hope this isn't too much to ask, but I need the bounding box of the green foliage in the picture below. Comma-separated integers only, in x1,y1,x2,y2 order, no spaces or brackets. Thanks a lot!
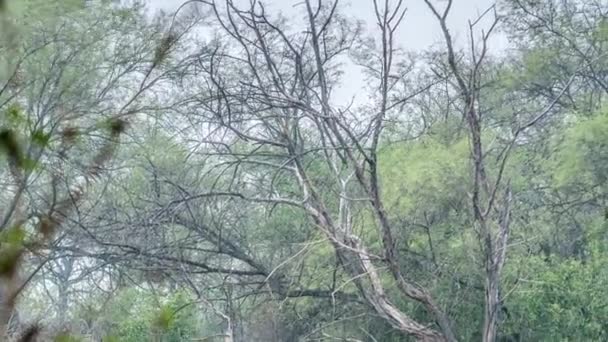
0,225,26,245
101,336,120,342
54,333,82,342
0,225,25,277
379,134,469,214
5,103,24,125
520,48,561,85
4,0,608,341
505,253,608,341
0,244,23,277
153,33,178,66
552,109,608,187
89,288,203,342
0,128,23,166
31,129,50,147
152,305,174,332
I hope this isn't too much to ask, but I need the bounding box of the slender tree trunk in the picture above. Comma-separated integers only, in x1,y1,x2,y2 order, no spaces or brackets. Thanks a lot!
483,188,512,342
223,321,233,342
483,265,500,342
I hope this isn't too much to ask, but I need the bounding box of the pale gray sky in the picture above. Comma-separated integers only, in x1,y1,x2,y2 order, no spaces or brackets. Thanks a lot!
145,0,506,103
148,0,504,49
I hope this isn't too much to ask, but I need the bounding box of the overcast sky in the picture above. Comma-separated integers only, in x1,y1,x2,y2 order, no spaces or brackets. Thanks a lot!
145,0,506,103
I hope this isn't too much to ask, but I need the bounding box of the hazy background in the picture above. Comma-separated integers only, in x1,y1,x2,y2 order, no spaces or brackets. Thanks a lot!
145,0,507,103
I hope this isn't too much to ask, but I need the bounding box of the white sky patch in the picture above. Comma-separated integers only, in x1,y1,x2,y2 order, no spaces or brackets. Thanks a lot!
143,0,508,106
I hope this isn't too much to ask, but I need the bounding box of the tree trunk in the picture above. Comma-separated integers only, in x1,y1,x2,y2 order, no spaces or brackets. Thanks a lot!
483,268,500,342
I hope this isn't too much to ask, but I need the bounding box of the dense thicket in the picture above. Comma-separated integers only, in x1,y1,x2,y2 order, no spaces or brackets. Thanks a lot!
0,0,607,341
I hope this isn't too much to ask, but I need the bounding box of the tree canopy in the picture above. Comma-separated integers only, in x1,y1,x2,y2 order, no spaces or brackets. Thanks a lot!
1,0,607,341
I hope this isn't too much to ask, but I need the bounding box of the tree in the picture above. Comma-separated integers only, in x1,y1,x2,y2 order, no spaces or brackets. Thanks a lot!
3,0,607,341
0,0,197,338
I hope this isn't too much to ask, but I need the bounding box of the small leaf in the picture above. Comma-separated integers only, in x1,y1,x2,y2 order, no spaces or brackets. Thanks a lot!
152,305,174,331
99,118,127,136
22,157,38,171
0,128,23,167
0,244,24,278
39,215,57,239
5,104,22,123
1,225,26,244
62,126,79,144
0,226,26,278
31,129,51,147
153,33,178,66
109,118,127,135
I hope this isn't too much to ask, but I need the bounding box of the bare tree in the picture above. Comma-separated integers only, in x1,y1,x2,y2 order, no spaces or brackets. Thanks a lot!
165,0,458,340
